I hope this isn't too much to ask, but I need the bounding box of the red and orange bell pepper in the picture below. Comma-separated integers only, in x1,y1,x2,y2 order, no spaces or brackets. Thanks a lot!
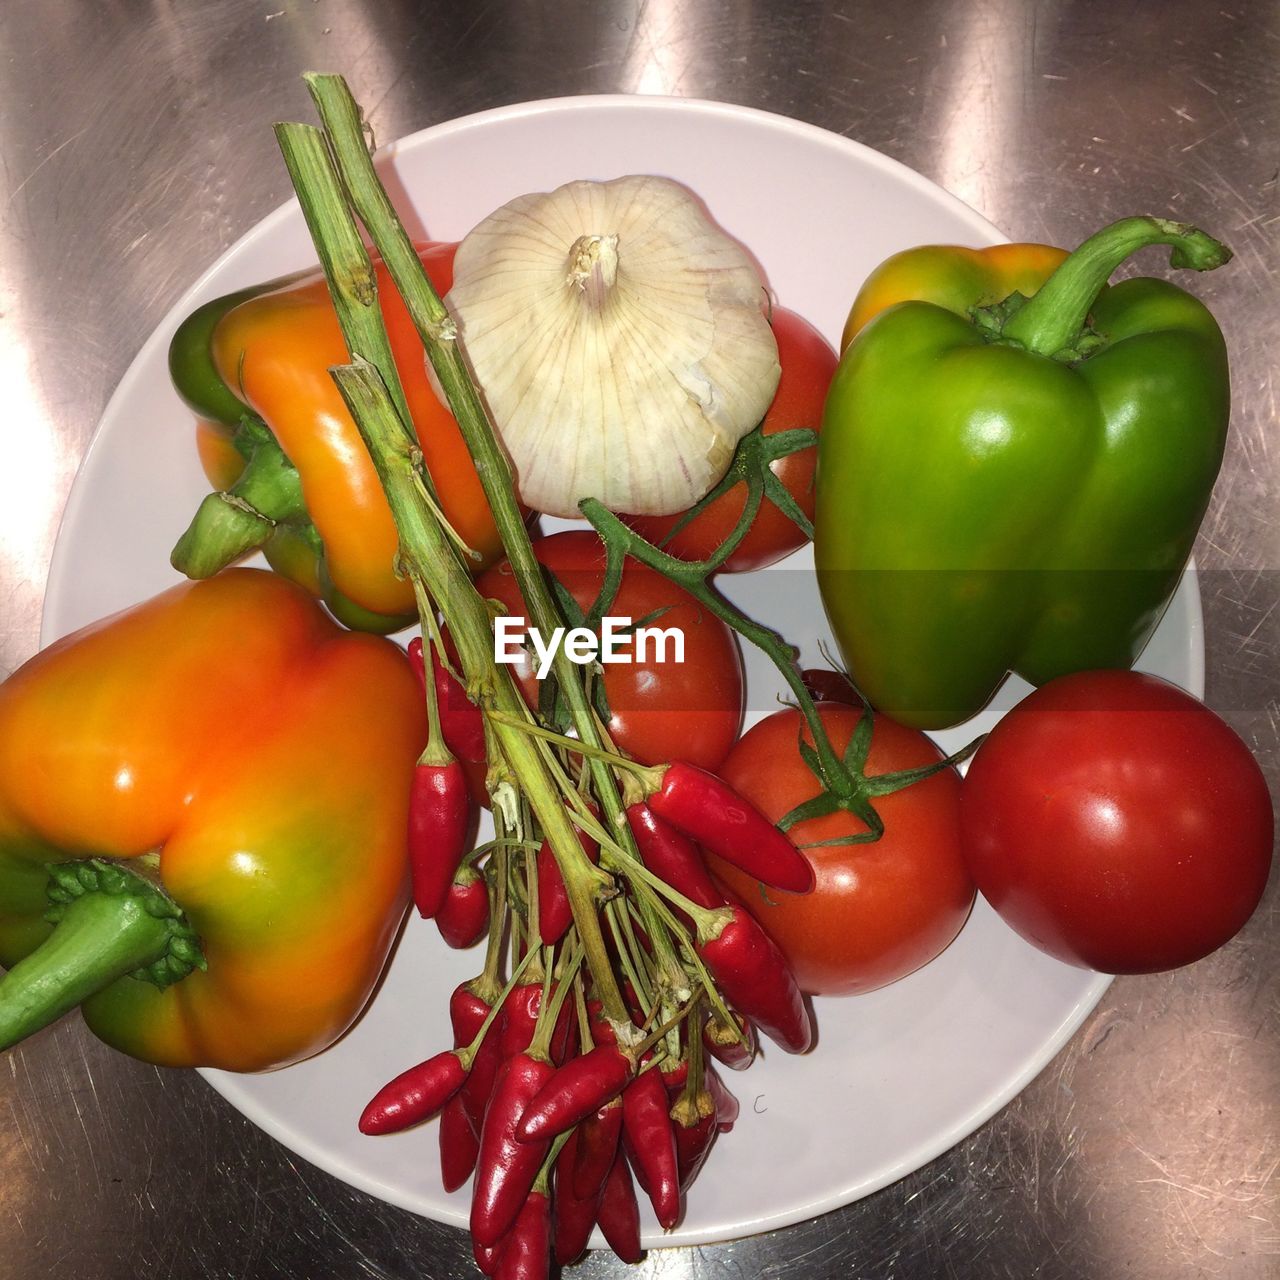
0,569,425,1070
168,242,504,631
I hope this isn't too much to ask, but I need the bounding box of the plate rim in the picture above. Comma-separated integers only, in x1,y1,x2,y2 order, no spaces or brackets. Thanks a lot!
39,91,1204,1247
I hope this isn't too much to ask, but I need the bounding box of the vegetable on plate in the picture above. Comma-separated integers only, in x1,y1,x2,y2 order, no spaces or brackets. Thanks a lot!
621,305,838,572
475,530,745,772
961,669,1273,974
168,240,505,631
447,174,781,519
0,569,425,1069
707,702,974,997
817,217,1233,729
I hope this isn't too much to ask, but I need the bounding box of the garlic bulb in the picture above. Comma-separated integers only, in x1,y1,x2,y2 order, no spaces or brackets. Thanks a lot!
446,175,781,518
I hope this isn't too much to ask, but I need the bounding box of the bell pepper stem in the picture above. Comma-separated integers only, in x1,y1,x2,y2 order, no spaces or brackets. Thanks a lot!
1000,216,1231,358
171,429,307,578
0,890,173,1051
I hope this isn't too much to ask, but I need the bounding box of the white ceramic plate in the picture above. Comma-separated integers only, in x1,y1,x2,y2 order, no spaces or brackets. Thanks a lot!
42,96,1203,1247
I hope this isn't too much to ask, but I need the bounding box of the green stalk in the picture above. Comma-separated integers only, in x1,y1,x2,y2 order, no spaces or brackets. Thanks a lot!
332,362,626,1022
410,577,450,767
274,123,414,435
302,73,639,872
275,120,630,1026
474,844,509,1005
170,425,309,578
581,496,849,782
605,898,652,1012
0,894,168,1050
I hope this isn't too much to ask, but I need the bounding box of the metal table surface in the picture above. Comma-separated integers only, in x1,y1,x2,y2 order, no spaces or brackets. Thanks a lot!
1,1,1276,1277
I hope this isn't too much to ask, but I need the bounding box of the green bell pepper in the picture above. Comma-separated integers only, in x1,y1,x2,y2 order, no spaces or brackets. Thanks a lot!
816,217,1232,729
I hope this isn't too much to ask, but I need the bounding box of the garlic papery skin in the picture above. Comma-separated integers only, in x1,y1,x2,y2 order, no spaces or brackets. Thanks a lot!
446,175,781,518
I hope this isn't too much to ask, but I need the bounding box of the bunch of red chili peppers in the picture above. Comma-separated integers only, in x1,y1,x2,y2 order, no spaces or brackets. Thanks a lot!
368,635,813,1272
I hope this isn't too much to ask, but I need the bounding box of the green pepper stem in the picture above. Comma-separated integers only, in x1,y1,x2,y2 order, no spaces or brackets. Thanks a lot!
0,890,173,1051
1000,216,1231,358
171,428,308,578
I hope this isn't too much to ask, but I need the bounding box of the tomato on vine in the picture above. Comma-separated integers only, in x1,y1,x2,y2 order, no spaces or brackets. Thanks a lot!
475,531,745,771
707,703,974,996
621,307,837,572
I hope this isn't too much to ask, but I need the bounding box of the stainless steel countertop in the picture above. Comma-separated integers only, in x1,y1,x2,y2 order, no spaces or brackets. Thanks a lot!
1,1,1276,1276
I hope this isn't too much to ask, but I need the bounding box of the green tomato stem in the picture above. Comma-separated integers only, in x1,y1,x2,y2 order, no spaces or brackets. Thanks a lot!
580,496,850,785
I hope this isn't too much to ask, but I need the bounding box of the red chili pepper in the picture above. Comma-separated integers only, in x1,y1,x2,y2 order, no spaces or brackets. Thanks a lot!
408,758,473,919
499,984,543,1060
551,997,578,1067
462,1037,503,1137
439,1093,479,1192
626,801,725,909
661,1055,689,1100
408,636,486,763
515,1043,636,1144
453,981,501,1137
584,998,608,1040
499,981,576,1068
590,988,646,1035
494,1187,551,1280
621,1066,680,1229
358,1049,467,1135
552,1129,599,1267
596,1150,643,1264
671,1091,717,1192
572,1096,623,1201
473,1238,500,1277
535,812,599,946
698,903,813,1053
703,1008,757,1071
675,1113,717,1190
801,666,859,706
451,981,492,1046
471,1053,555,1248
707,1065,740,1132
645,761,814,893
436,864,490,948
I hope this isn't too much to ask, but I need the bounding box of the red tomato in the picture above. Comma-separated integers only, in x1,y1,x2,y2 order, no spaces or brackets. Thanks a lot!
709,704,974,996
621,307,837,572
961,670,1273,974
476,531,744,771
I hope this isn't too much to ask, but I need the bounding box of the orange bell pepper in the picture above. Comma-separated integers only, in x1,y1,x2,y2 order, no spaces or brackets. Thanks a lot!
0,569,425,1070
169,242,504,631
